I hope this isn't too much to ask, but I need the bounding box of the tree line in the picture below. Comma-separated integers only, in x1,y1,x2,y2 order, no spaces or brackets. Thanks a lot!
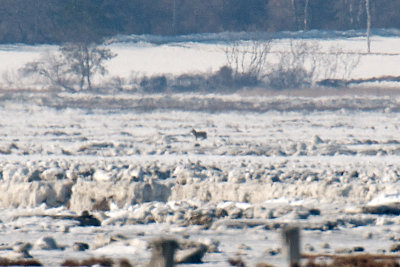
0,0,398,44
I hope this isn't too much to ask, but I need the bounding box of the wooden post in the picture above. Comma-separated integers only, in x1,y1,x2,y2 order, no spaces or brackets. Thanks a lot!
283,226,301,267
148,239,178,267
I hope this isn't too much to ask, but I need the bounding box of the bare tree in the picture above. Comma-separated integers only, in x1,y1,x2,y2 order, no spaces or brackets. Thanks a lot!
357,0,364,27
61,43,116,90
21,51,77,91
268,40,360,89
348,0,354,26
224,39,272,85
21,43,116,91
304,0,310,31
290,0,299,30
172,0,177,34
268,40,318,89
317,47,361,82
365,0,371,53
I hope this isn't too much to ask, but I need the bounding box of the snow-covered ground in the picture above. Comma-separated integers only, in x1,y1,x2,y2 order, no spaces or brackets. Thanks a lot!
1,31,400,266
2,29,400,88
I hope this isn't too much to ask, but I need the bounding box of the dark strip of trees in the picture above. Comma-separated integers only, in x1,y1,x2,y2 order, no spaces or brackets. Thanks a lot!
0,0,399,44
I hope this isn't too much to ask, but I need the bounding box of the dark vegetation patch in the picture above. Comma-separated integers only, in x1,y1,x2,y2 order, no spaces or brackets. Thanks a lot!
0,259,42,266
61,257,114,267
138,66,260,94
303,254,400,267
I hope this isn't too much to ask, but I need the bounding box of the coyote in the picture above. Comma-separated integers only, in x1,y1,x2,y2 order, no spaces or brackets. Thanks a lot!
191,129,207,140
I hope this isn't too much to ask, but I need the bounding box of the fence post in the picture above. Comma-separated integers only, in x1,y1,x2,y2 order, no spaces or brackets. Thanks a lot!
148,238,178,267
283,226,301,267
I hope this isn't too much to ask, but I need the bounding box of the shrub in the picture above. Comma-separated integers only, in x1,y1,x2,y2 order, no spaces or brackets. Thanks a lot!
140,75,168,93
171,73,208,92
267,67,313,90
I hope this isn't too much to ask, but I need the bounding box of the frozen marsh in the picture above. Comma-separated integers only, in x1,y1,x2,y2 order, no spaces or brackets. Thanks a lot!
1,91,400,266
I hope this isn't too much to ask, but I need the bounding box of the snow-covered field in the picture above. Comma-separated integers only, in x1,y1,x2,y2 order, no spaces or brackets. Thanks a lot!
1,31,400,266
2,29,400,88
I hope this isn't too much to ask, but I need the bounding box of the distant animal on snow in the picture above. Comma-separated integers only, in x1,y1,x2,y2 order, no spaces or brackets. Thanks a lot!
191,129,207,140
